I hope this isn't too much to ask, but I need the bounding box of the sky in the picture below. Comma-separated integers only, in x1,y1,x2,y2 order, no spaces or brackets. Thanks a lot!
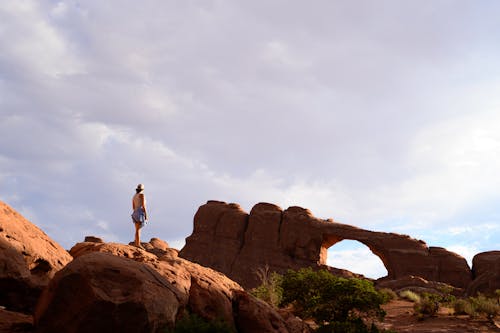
1,0,499,279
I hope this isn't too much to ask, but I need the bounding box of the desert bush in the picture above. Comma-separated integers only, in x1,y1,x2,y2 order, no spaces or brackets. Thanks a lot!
165,313,235,333
435,286,456,304
453,294,499,320
250,265,283,307
453,298,475,316
399,290,421,303
437,293,456,305
469,294,499,320
280,268,386,331
413,294,439,319
437,285,454,295
378,288,397,304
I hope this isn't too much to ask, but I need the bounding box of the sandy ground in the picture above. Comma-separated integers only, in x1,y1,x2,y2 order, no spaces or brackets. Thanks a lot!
379,300,500,333
1,300,499,332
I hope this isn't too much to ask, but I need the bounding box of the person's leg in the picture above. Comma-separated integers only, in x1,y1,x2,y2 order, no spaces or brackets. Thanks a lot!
134,222,141,247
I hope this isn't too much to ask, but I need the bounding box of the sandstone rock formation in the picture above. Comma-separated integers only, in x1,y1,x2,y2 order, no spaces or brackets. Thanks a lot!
35,252,181,333
232,290,310,333
0,201,310,332
467,251,500,295
0,201,72,312
0,307,33,333
180,201,473,289
35,240,311,332
84,236,104,243
376,275,461,295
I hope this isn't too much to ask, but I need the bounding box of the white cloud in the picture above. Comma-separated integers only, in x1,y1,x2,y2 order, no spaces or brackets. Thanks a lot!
447,224,499,237
446,245,479,267
0,0,85,77
393,110,500,222
167,238,186,251
1,0,500,279
261,40,311,70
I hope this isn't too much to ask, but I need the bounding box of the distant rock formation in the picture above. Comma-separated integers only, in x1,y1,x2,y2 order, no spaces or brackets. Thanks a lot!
376,275,462,295
0,201,72,312
180,201,473,290
467,251,500,295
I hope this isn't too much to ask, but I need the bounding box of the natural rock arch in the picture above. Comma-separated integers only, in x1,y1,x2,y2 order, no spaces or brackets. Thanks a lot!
324,239,388,279
321,234,391,277
179,201,472,289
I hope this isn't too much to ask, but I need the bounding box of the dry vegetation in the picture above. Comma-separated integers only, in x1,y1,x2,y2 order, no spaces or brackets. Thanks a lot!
252,268,500,333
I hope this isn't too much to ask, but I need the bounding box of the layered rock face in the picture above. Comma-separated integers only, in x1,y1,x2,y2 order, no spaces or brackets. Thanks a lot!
0,201,72,312
467,251,500,295
35,240,311,333
180,201,473,289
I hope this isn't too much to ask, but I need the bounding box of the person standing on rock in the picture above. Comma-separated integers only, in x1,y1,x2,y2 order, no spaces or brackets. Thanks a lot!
131,183,148,248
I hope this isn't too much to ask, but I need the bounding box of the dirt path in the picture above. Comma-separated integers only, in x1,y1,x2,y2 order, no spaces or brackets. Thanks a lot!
379,300,499,333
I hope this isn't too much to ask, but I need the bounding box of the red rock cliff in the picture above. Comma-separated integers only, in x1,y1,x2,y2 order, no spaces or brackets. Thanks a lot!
179,201,473,290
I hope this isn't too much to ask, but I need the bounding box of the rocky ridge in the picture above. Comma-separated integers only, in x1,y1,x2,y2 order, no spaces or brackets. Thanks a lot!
0,200,310,332
0,201,72,313
179,200,497,293
1,199,498,332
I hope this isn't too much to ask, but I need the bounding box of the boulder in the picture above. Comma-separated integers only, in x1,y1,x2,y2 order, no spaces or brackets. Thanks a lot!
277,308,313,333
37,241,307,332
232,290,310,333
83,236,103,243
467,251,500,295
472,251,500,278
0,308,33,333
35,252,181,333
180,201,473,289
0,201,72,312
376,275,461,295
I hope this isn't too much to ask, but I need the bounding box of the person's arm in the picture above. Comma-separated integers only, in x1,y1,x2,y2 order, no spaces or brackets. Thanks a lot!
141,194,148,220
132,197,136,210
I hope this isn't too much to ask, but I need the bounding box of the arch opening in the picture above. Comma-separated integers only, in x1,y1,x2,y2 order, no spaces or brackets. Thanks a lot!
325,240,388,279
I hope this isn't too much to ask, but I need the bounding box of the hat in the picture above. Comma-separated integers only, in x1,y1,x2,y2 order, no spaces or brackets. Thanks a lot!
136,183,145,191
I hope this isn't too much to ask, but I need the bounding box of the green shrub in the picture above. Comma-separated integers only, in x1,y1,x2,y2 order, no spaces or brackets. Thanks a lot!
378,288,397,304
434,286,456,305
437,293,456,305
437,285,454,295
250,266,283,307
453,298,475,316
399,290,421,303
453,294,499,320
165,313,235,333
413,294,439,319
280,268,385,331
469,294,499,319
